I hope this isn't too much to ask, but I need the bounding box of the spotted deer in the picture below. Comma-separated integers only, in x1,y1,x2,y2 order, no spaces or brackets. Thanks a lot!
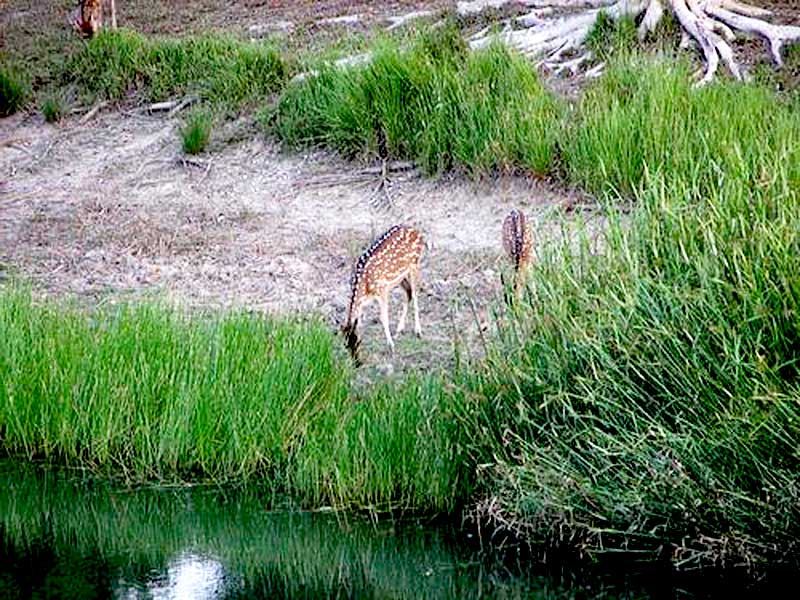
72,0,116,38
502,209,532,302
341,225,425,363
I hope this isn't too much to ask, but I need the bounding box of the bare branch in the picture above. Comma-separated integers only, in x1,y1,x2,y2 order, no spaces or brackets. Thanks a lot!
671,0,721,84
718,0,771,18
79,101,108,124
639,0,664,39
292,0,798,87
385,10,435,30
705,3,800,66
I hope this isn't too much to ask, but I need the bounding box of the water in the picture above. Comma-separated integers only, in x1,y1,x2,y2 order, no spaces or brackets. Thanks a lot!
0,460,787,599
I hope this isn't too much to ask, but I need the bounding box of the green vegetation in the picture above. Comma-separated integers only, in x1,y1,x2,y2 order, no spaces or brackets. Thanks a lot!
273,27,563,177
40,93,64,122
460,56,800,565
0,288,350,482
464,183,800,564
564,56,800,198
0,66,28,116
65,29,286,111
293,377,466,511
0,288,464,511
2,17,800,570
180,106,213,154
586,13,638,61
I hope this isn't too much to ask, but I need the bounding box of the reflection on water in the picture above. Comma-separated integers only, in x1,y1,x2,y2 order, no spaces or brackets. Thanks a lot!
135,553,231,600
0,460,788,599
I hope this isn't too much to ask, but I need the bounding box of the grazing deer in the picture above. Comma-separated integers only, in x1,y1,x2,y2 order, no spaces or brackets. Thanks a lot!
341,225,425,363
72,0,116,38
502,209,532,302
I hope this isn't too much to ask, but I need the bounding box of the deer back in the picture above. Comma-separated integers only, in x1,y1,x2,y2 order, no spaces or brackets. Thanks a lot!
502,209,531,271
345,226,423,320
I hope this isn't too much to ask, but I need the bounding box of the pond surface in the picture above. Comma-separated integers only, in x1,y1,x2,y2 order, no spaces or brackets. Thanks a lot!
0,460,788,599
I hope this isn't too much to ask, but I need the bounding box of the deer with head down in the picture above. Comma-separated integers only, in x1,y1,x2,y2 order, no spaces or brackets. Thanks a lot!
341,225,425,364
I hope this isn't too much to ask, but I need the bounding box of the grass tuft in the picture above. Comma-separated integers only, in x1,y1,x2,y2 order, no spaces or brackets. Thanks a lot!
586,12,638,61
180,106,213,154
273,28,563,177
40,93,64,123
0,66,29,116
66,29,287,111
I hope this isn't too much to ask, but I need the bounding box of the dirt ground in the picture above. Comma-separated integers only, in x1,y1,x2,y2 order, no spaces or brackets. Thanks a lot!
0,108,599,374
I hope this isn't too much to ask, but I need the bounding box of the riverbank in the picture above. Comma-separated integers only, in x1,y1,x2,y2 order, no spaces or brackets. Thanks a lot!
2,2,799,572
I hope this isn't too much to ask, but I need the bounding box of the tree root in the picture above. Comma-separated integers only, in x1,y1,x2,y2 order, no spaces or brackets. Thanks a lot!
465,0,800,84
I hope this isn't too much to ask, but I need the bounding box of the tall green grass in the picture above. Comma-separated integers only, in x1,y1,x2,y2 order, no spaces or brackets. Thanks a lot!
0,288,465,511
563,55,800,198
460,60,800,565
0,66,28,116
292,376,467,511
273,27,563,177
0,288,349,482
66,29,287,110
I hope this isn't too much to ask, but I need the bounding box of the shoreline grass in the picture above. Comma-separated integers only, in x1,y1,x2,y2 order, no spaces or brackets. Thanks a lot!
0,287,465,512
0,289,350,482
457,62,800,565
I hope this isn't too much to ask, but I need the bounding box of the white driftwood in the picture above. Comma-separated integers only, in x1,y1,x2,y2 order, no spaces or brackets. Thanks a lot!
466,0,800,83
317,15,362,26
292,0,798,85
385,10,434,31
705,2,800,66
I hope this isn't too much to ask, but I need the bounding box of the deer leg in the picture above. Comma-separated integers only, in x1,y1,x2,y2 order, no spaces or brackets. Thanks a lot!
410,271,422,337
377,294,395,353
110,0,117,29
396,279,412,335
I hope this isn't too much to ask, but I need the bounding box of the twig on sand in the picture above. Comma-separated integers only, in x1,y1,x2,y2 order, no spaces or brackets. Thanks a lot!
4,144,34,157
168,96,200,117
0,136,31,149
357,160,417,176
198,158,214,184
79,101,108,125
144,96,200,116
180,156,209,170
36,141,57,163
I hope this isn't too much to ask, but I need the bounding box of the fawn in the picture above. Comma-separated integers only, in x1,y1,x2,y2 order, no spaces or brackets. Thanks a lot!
341,225,425,363
72,0,116,38
502,209,532,302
